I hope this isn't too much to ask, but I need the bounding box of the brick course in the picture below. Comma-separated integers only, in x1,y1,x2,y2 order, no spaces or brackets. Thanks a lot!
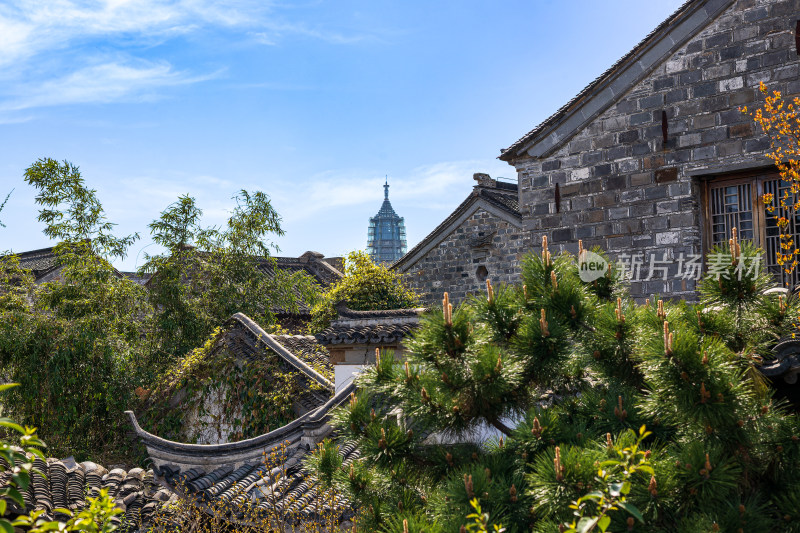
400,207,532,306
505,0,800,300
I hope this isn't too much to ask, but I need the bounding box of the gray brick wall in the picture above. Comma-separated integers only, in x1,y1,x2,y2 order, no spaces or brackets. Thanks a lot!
401,209,532,306
508,0,800,300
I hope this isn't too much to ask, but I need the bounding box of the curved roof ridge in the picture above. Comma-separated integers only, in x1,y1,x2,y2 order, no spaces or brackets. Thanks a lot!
125,383,356,467
125,407,309,457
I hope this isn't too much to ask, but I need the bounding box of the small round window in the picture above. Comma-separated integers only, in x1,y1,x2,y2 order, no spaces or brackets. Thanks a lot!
476,265,489,282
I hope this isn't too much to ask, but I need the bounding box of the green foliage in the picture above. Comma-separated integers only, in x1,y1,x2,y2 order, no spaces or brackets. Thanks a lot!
141,191,319,364
141,328,331,443
560,426,652,533
313,238,800,532
304,439,344,489
24,158,138,259
0,384,46,533
0,385,120,533
464,499,505,533
1,159,320,464
0,251,149,461
1,162,151,462
13,489,122,532
0,189,11,229
310,251,420,331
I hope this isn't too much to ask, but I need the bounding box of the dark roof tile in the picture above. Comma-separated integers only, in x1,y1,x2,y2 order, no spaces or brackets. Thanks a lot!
316,323,418,346
130,383,360,527
1,457,172,531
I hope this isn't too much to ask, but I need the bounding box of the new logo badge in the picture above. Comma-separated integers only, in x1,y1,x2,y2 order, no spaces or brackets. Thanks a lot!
578,250,609,282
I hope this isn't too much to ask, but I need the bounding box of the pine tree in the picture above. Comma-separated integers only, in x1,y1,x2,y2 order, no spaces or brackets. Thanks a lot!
319,234,800,533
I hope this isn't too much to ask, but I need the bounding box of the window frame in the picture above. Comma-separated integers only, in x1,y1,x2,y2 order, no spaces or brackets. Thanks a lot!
700,170,769,251
699,168,795,287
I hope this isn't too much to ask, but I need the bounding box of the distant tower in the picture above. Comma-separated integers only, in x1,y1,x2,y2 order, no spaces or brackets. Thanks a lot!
367,178,407,264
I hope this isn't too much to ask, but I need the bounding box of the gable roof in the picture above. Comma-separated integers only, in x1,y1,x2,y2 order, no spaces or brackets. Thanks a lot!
499,0,735,161
14,246,59,279
6,245,147,284
392,181,521,272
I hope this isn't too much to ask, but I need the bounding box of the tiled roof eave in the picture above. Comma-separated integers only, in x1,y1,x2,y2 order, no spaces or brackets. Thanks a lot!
316,324,418,346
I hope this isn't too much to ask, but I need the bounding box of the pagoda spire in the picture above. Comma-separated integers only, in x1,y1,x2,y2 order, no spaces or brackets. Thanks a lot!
367,176,407,264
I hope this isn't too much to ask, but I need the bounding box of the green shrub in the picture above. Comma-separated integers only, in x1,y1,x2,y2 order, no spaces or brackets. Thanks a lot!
310,250,420,332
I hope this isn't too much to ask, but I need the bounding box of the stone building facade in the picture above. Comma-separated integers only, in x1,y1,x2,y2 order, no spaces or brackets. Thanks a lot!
394,174,532,304
500,0,800,300
399,0,800,303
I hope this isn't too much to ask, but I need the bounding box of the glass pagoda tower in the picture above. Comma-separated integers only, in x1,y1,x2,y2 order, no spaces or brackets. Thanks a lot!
367,179,407,264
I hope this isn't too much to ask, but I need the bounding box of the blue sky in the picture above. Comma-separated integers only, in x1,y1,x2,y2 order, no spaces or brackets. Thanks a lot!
0,0,685,270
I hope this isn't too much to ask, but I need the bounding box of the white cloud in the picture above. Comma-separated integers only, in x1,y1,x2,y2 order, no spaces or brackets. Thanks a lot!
0,0,370,114
0,60,220,113
274,159,515,223
0,0,276,67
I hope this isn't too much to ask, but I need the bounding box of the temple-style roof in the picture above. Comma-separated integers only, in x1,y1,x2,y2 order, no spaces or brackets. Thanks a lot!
119,271,153,285
226,313,332,385
221,313,333,413
128,382,358,526
257,251,343,289
6,246,151,285
500,0,734,161
254,252,343,322
14,246,59,280
271,334,330,369
316,323,419,346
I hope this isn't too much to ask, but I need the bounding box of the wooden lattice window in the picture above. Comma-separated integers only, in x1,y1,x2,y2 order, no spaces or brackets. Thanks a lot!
703,172,800,288
708,181,755,246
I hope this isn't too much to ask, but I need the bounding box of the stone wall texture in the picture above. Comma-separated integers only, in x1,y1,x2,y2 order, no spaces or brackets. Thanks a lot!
401,207,532,306
505,0,800,300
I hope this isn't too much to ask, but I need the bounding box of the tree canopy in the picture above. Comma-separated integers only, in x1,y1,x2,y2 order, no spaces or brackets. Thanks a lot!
310,250,421,331
0,159,319,463
139,191,320,364
317,237,800,532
